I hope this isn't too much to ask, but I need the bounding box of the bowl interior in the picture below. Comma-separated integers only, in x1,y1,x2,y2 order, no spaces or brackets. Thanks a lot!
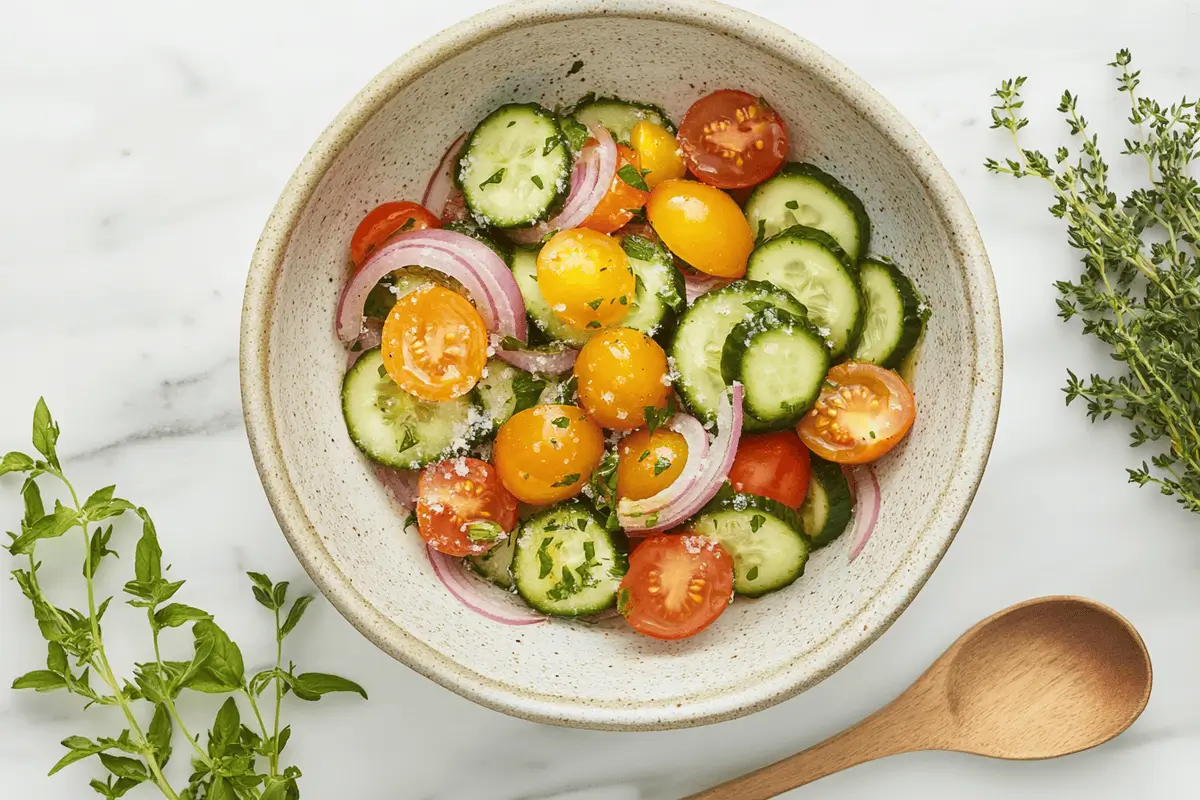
245,1,999,730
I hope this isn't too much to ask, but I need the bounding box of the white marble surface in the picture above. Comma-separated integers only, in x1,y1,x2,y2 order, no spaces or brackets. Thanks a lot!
2,0,1199,797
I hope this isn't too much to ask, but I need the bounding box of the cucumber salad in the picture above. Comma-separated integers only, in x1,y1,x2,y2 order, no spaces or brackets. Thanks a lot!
335,89,928,640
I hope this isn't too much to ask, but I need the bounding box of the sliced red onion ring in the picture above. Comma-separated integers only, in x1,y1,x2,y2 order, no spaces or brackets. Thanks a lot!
618,385,743,532
683,270,731,304
846,466,881,563
617,413,709,528
336,229,525,344
425,546,546,625
507,124,618,245
374,465,419,508
347,318,383,367
422,133,467,218
494,338,578,374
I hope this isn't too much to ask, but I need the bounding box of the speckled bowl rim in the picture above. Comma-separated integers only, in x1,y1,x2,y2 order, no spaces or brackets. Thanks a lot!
240,0,1003,731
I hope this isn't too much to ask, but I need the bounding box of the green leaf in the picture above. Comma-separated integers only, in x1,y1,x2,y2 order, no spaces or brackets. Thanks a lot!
478,167,506,189
0,451,34,476
13,669,68,692
551,473,580,488
620,234,662,264
49,744,99,776
84,525,117,579
188,620,245,692
617,163,649,192
292,672,368,700
559,115,589,152
209,697,241,753
10,505,80,555
154,603,212,629
98,753,148,782
133,510,162,583
46,640,68,674
147,703,173,765
280,595,315,637
272,581,289,609
22,478,44,526
511,371,547,415
31,398,61,468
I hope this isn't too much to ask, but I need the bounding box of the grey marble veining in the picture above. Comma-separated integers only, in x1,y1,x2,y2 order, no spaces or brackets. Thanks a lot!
2,0,1198,798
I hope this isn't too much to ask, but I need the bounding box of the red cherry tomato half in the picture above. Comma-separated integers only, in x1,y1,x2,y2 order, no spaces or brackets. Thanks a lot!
416,458,519,557
678,90,789,189
350,201,441,268
727,430,812,509
617,534,734,640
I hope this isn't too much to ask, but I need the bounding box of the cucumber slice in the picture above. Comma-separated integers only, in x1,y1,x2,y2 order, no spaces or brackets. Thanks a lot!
618,235,686,341
721,307,830,428
443,219,513,265
689,493,810,597
799,456,854,548
670,280,806,423
571,95,675,145
472,358,548,430
851,258,927,369
745,225,864,359
362,266,462,320
513,239,686,346
457,104,571,228
512,502,628,616
744,163,870,262
465,534,518,590
342,349,484,469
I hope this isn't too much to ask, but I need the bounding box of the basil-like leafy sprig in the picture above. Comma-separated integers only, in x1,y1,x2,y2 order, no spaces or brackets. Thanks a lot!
986,50,1200,513
3,399,366,799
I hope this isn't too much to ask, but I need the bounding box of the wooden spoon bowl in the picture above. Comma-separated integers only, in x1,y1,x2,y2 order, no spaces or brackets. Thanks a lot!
691,597,1152,799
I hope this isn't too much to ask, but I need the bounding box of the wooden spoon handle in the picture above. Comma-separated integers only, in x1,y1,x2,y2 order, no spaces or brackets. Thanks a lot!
686,698,936,800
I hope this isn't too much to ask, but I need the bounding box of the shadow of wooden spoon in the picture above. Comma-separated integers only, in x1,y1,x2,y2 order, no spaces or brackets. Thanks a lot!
688,596,1152,799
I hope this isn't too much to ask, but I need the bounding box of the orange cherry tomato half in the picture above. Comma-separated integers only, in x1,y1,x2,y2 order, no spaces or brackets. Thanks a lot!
492,404,606,505
381,284,487,402
727,431,811,508
574,328,671,430
678,90,789,189
582,145,650,235
416,458,519,557
618,534,734,640
797,362,916,464
617,427,690,501
646,180,754,278
350,201,441,268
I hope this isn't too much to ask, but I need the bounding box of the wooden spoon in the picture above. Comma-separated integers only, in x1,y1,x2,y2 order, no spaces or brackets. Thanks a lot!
689,596,1152,800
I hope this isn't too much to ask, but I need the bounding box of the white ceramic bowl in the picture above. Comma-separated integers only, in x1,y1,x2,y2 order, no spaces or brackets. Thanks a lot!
240,0,1001,730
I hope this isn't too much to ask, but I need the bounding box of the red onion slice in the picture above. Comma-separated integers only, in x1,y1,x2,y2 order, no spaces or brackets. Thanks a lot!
507,124,618,245
494,339,578,375
336,230,525,344
616,413,710,528
846,466,881,563
374,465,419,508
422,133,467,218
683,270,731,304
426,546,546,625
619,385,744,532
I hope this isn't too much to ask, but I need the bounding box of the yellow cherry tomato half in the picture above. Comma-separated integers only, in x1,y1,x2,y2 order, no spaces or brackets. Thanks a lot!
574,328,671,430
492,404,605,504
617,428,690,501
381,284,487,402
536,229,634,330
630,120,688,190
646,179,754,278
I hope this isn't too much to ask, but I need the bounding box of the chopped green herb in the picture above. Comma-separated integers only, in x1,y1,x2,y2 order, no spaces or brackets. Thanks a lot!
586,297,604,310
552,416,570,428
559,116,589,152
575,517,589,530
755,218,767,246
499,335,527,351
619,295,628,305
749,514,765,533
744,299,774,313
586,321,602,329
653,456,673,476
530,174,544,190
583,541,596,562
746,565,760,582
537,537,555,579
643,396,676,435
402,511,417,530
869,430,877,439
478,168,506,189
395,426,419,454
561,565,576,591
644,513,659,527
552,473,582,488
350,340,363,352
512,371,548,415
617,164,649,192
638,450,651,462
784,200,799,210
634,273,647,297
377,364,389,379
617,587,633,617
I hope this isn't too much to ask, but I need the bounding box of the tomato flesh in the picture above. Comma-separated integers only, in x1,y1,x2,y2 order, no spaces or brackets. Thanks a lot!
492,404,606,504
417,458,519,557
728,431,811,508
582,145,650,234
646,179,754,278
617,428,690,500
381,284,487,402
618,534,734,640
536,229,634,329
350,201,440,268
678,90,789,189
574,328,671,430
797,362,916,463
